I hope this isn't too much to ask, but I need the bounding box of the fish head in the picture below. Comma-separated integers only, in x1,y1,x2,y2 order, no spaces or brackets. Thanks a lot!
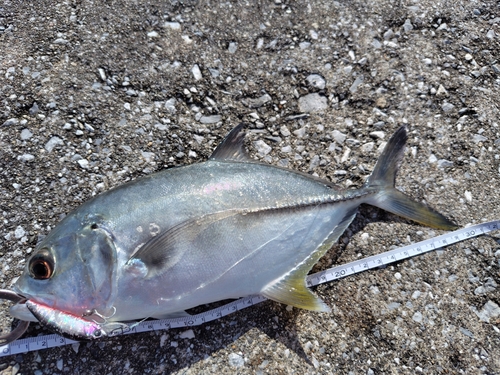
11,212,118,324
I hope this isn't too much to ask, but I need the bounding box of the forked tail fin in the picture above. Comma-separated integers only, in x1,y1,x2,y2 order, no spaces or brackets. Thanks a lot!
364,127,457,230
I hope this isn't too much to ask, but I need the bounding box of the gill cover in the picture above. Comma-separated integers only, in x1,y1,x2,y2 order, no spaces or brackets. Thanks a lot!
73,224,118,312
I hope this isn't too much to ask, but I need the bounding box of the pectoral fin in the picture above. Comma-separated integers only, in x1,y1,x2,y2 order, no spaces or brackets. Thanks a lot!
126,210,238,278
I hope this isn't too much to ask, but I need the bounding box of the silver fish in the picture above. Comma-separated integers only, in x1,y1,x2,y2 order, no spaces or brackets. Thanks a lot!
10,124,455,339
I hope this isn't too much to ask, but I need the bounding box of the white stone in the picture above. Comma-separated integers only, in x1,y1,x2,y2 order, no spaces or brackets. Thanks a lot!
191,64,202,81
298,93,328,113
18,154,35,162
228,42,238,53
164,22,181,30
361,142,375,153
464,191,472,202
228,353,244,368
280,125,291,137
306,74,326,90
369,131,385,139
77,159,89,168
332,130,347,144
254,140,272,156
20,128,33,140
199,115,222,124
436,85,448,96
412,311,423,323
179,329,195,339
45,136,64,152
475,300,500,323
14,226,25,239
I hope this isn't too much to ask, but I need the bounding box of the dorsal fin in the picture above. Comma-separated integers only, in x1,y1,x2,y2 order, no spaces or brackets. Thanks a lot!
209,123,253,162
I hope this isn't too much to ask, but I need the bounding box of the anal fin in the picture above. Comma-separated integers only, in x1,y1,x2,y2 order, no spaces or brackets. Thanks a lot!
261,207,359,312
261,266,330,311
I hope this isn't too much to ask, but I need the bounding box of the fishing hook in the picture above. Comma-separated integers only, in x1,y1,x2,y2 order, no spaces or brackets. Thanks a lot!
0,289,30,345
84,306,117,325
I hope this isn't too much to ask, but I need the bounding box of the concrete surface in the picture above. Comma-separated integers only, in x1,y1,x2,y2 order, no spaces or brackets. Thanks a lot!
1,0,499,373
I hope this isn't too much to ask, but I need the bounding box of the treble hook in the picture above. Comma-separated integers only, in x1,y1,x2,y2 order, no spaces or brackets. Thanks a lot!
0,289,30,345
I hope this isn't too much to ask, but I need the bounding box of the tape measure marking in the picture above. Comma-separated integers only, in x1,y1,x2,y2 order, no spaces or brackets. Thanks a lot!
1,220,498,357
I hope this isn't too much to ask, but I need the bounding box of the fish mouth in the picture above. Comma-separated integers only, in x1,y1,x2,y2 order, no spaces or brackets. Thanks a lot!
0,289,31,345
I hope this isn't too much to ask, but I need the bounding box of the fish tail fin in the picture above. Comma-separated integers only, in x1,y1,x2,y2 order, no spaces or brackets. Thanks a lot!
364,126,457,230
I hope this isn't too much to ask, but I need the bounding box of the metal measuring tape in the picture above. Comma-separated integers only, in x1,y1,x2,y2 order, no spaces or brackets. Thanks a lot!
1,220,498,357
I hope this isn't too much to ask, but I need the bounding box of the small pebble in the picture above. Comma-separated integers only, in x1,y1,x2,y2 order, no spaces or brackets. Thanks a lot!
179,329,195,339
308,155,320,170
361,142,374,153
242,94,272,108
228,42,238,53
349,75,364,93
280,125,291,137
436,85,448,96
164,22,181,30
20,128,33,140
464,191,472,202
332,130,347,144
29,102,39,114
18,154,35,162
472,134,487,143
254,140,272,156
77,159,89,168
442,102,455,112
45,136,64,152
403,19,413,32
293,127,307,138
3,118,19,126
298,93,328,112
437,159,453,168
199,115,222,124
228,353,244,368
412,311,423,323
191,64,202,81
14,226,26,239
306,74,326,90
369,131,385,139
475,300,500,323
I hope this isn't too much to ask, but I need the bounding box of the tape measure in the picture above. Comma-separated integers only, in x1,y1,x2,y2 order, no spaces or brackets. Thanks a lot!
1,220,498,357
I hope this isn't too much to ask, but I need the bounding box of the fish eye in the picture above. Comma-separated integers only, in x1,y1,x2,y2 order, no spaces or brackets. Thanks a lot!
28,249,55,280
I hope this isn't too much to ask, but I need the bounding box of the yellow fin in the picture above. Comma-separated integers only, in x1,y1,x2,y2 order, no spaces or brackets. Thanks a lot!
261,267,330,312
261,207,359,311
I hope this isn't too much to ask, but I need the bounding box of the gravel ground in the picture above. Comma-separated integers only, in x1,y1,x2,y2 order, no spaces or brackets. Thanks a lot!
1,0,500,373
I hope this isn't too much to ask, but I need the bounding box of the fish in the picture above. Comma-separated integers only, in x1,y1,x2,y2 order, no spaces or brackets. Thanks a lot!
9,124,456,340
